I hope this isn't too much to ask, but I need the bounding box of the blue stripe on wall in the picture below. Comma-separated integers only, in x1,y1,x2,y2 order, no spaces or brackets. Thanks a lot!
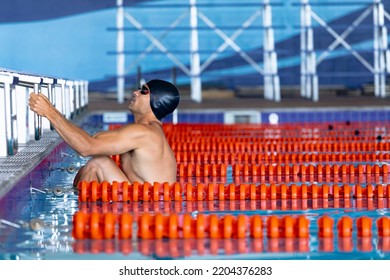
0,0,145,23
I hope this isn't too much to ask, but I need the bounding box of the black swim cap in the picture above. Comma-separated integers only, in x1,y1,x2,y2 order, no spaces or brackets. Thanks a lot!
146,79,180,120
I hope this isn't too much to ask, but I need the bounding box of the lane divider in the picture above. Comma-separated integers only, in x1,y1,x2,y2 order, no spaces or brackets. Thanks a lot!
78,181,390,202
231,163,388,177
72,212,308,240
72,212,390,240
77,197,390,214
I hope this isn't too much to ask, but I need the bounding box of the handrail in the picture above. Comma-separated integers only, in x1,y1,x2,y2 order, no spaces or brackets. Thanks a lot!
0,73,18,155
0,68,88,157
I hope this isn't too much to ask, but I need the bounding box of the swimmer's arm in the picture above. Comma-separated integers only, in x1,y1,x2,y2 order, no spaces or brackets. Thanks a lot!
29,93,149,157
47,116,145,157
88,124,149,156
45,112,147,157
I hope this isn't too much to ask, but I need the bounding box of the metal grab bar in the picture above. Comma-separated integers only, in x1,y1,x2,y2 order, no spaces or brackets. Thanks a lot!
33,83,42,140
56,79,66,118
80,80,89,112
0,67,89,157
0,73,18,155
11,72,43,141
7,83,18,155
66,80,75,119
41,77,56,131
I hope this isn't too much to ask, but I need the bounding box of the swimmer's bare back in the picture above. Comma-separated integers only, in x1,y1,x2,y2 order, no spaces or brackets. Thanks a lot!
119,121,177,184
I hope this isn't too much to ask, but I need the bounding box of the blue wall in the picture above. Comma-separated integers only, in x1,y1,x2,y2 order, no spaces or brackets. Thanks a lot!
0,0,388,92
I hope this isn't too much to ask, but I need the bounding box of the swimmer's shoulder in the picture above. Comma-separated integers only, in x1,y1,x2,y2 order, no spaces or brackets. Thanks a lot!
120,122,162,138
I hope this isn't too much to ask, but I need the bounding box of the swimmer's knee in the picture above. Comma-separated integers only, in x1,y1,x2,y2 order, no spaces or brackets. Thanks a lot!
73,156,124,185
86,156,113,169
75,157,105,177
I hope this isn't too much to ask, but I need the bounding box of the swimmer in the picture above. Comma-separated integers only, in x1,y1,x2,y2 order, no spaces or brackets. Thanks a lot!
29,79,180,187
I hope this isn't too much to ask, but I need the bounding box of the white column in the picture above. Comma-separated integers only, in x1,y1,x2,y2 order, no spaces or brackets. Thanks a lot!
263,0,280,102
189,0,202,103
300,0,308,98
300,0,318,101
373,0,388,98
117,0,125,104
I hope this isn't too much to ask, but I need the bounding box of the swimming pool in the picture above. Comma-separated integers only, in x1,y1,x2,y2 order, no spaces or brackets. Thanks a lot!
0,110,389,260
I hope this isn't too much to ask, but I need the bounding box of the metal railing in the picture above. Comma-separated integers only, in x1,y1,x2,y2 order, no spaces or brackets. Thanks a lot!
299,0,390,101
0,68,88,157
114,0,282,103
114,0,389,103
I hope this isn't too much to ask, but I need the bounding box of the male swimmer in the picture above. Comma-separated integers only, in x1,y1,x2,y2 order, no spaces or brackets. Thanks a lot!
29,79,180,187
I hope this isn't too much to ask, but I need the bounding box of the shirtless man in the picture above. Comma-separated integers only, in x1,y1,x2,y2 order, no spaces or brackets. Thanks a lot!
29,79,180,187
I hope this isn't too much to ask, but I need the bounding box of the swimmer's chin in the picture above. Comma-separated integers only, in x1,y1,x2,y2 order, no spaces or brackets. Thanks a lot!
126,97,135,103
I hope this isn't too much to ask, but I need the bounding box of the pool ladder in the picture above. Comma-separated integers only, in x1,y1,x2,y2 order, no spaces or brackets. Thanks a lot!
0,68,88,157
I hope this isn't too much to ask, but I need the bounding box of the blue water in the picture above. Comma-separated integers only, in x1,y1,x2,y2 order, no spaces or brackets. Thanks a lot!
0,116,389,260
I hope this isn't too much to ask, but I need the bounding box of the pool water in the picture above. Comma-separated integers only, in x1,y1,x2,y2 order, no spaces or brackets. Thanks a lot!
0,114,389,260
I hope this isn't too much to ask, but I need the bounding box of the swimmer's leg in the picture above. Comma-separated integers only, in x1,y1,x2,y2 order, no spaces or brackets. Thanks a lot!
73,155,129,187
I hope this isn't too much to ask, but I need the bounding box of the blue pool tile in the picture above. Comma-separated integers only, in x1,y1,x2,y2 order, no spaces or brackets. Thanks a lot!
296,112,305,122
277,112,286,123
216,113,224,123
180,113,190,123
368,111,377,122
89,109,390,125
289,113,298,123
334,111,342,122
361,111,369,121
261,113,269,123
311,112,319,123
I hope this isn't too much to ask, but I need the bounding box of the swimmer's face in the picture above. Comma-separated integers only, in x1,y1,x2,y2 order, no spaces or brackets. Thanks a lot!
128,84,151,113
